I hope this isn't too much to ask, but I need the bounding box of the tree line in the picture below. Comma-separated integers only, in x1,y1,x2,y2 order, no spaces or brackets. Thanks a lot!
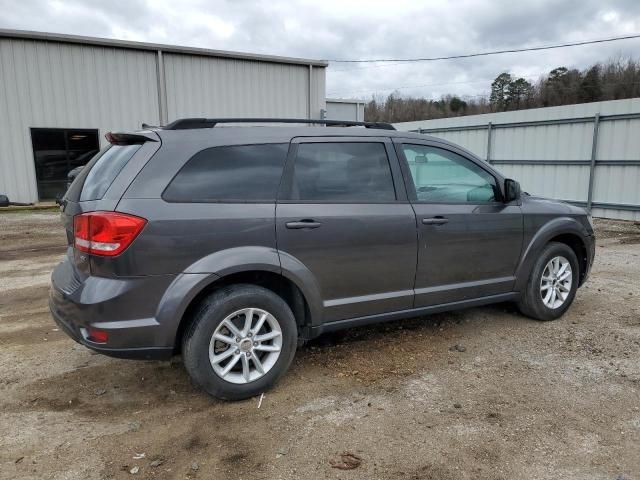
363,58,640,122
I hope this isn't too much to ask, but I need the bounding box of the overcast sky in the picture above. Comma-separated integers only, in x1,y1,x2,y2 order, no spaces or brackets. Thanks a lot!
1,0,640,101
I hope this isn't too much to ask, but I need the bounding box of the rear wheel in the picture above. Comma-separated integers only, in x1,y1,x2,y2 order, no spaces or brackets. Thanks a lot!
517,242,579,321
182,284,297,400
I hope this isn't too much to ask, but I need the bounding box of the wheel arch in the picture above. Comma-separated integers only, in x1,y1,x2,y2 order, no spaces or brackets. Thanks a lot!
546,233,589,286
172,269,317,354
156,246,324,354
515,217,591,291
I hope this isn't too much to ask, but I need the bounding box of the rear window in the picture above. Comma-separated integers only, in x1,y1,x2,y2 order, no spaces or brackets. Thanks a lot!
65,144,141,202
79,144,142,201
163,143,288,202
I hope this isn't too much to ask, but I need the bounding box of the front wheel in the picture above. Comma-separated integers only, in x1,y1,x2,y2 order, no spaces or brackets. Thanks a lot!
182,284,298,400
517,242,579,321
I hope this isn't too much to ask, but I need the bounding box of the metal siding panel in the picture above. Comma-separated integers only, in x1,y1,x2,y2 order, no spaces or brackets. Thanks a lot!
0,38,160,202
597,118,640,160
325,102,358,121
394,98,640,131
163,53,313,120
490,163,589,202
312,67,326,119
0,39,37,201
491,123,591,161
428,129,487,158
593,165,640,205
591,207,640,221
393,98,640,220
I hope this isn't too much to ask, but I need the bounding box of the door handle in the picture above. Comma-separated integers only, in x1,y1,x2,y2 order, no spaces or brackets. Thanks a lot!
422,217,449,225
286,220,322,229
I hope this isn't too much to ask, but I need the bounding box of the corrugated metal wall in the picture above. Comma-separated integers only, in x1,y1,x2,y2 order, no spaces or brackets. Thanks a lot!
325,99,365,121
163,53,325,119
0,38,160,202
395,98,640,221
0,36,327,203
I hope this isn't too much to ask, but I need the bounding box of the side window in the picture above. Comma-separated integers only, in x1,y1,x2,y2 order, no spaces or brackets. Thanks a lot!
402,144,499,203
291,142,396,202
163,143,288,202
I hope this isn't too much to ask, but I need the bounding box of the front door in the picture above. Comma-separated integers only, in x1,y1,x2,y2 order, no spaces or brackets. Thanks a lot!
395,140,523,307
276,137,417,323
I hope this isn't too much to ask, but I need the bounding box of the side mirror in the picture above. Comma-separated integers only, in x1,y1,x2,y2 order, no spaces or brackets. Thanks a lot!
0,195,9,208
504,179,521,203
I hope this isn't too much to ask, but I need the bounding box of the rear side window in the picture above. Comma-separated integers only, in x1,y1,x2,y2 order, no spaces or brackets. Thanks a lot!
79,144,142,201
163,144,288,202
290,142,396,202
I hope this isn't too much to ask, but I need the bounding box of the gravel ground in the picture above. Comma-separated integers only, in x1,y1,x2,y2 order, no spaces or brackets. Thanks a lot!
0,211,639,480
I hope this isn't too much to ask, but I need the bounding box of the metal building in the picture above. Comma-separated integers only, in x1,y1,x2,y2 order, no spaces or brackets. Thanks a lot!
324,98,365,122
0,29,327,203
395,98,640,221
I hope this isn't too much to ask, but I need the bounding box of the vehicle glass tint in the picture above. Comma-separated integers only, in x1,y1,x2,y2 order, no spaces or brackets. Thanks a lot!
402,144,498,203
79,144,142,201
292,142,396,202
163,143,288,202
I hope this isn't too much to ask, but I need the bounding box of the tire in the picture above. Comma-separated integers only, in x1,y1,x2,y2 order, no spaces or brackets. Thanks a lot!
517,242,580,321
182,284,298,400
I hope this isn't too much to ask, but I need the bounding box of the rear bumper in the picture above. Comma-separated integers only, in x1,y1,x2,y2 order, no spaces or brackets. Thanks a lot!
49,303,172,359
49,258,177,360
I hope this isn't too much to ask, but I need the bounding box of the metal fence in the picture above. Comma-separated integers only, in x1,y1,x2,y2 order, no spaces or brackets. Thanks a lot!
395,99,640,221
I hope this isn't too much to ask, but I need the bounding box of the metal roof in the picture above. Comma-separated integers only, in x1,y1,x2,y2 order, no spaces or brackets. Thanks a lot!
0,28,328,67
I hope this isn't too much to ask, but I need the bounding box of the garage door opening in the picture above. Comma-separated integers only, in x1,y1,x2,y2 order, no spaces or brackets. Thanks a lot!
31,128,100,200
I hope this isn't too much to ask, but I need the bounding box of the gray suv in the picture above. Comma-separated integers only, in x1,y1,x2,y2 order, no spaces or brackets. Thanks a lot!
50,118,595,400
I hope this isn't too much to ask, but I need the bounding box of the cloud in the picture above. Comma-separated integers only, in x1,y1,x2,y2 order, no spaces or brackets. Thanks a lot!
1,0,639,100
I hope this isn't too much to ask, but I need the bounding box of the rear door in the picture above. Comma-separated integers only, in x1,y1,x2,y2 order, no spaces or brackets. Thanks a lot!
276,136,418,323
394,139,523,307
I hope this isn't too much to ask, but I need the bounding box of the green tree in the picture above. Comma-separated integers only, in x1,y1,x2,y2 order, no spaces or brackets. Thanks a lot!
580,65,602,102
548,67,569,83
490,73,512,111
542,66,582,106
505,78,533,109
449,96,468,113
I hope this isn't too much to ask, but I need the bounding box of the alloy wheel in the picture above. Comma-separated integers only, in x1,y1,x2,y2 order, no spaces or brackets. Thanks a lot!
208,308,282,384
540,256,573,309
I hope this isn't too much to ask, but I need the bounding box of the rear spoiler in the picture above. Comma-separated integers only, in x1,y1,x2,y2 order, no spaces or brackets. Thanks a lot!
105,131,159,145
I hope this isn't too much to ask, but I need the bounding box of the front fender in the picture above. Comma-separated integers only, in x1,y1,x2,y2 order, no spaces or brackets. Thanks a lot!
514,217,590,292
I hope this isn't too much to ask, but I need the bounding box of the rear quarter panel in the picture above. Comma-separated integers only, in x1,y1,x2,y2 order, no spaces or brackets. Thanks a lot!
93,200,279,276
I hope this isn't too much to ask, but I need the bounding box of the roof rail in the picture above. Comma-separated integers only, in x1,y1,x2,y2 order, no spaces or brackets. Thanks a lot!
163,118,396,130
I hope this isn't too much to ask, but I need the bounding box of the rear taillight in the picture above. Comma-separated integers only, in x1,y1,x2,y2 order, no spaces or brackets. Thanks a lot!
74,212,147,257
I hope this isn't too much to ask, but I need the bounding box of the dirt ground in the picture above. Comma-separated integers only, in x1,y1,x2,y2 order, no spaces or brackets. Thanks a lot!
1,211,639,480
